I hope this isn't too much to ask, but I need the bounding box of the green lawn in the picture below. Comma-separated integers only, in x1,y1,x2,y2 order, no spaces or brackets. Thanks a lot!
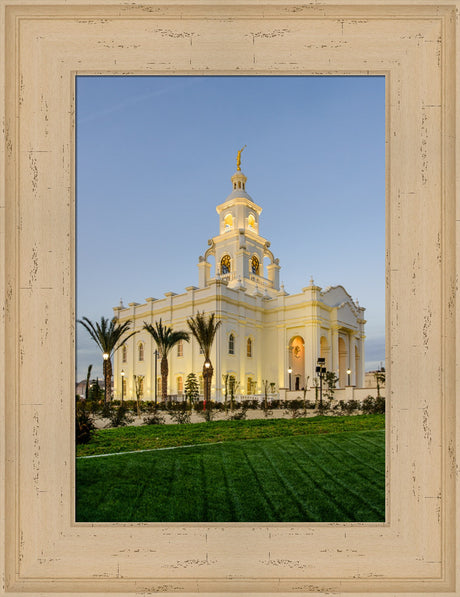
76,416,385,523
76,413,385,456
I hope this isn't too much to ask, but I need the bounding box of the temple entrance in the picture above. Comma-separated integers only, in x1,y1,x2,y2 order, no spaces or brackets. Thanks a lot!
288,335,305,390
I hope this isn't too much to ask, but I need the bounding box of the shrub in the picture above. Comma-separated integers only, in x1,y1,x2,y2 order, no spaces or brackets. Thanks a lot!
75,404,95,444
228,404,249,420
374,396,385,414
143,410,166,425
342,399,360,414
169,406,192,424
107,403,134,427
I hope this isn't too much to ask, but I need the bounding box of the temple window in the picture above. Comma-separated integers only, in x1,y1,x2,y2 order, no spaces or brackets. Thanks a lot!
228,333,235,355
247,338,252,357
177,339,183,357
138,342,144,361
122,344,127,363
251,255,260,275
177,376,183,393
221,254,231,275
224,213,233,230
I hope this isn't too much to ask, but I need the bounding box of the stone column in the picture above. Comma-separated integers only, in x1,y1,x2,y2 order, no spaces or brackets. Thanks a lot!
331,326,339,379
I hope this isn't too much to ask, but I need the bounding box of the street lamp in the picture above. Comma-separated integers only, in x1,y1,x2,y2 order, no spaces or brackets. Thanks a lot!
315,357,326,409
288,367,292,391
204,359,211,410
347,368,351,386
103,352,110,403
121,369,125,404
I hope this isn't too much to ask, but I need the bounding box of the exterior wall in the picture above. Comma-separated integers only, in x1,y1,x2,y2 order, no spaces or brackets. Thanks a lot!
113,280,367,401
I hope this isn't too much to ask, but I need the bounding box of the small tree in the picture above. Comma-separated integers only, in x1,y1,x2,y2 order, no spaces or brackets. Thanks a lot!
222,373,230,412
185,373,200,410
229,376,239,411
262,379,270,411
324,371,338,401
302,375,310,414
374,368,386,399
133,374,144,416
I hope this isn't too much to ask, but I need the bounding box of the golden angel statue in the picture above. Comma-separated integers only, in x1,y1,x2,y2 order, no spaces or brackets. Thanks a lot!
236,145,246,171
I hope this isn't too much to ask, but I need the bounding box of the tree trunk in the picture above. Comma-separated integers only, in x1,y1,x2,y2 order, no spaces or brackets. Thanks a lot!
103,358,112,403
203,362,213,411
161,356,168,403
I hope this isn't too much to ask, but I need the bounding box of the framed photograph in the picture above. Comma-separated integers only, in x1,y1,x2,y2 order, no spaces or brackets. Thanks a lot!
1,1,458,595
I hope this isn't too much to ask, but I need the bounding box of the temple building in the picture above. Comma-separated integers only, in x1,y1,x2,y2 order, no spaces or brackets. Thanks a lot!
113,153,366,401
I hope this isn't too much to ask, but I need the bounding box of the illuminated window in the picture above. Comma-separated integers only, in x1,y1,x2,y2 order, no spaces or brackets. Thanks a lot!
247,377,254,394
177,339,183,357
248,214,255,229
247,338,252,357
138,342,144,361
122,345,127,363
199,375,204,394
228,334,235,355
177,376,183,393
122,377,127,395
251,255,260,275
221,254,231,275
224,213,233,230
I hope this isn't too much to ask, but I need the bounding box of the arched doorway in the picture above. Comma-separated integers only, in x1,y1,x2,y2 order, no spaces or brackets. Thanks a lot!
289,336,305,390
320,335,330,370
338,337,348,387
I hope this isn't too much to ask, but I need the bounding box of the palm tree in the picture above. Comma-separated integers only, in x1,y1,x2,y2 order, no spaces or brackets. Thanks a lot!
143,319,190,403
78,316,136,403
187,312,221,411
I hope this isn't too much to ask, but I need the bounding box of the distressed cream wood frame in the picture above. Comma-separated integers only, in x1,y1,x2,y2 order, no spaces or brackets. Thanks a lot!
0,1,458,595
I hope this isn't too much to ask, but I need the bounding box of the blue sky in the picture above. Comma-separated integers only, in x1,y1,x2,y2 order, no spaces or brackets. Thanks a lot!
76,75,385,381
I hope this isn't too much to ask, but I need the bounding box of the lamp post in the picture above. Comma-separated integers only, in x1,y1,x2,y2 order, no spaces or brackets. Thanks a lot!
121,369,125,404
153,349,159,407
103,352,110,403
316,357,326,409
204,359,211,410
347,368,351,386
288,367,292,391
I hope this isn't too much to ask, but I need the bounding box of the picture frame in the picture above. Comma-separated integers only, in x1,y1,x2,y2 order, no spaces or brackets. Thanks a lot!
0,1,458,595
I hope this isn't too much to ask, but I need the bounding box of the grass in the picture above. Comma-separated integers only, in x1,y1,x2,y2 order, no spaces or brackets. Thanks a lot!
76,413,385,456
76,416,385,523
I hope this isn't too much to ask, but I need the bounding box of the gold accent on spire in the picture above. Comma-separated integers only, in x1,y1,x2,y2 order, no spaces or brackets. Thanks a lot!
236,145,246,171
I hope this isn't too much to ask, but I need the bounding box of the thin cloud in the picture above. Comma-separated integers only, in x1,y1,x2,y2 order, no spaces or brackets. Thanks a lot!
77,77,201,125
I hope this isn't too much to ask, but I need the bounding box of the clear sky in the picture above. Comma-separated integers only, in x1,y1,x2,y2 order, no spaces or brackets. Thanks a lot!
76,75,385,381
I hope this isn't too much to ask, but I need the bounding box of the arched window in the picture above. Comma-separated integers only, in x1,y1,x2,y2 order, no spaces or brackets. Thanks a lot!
228,333,235,355
122,345,127,363
247,338,252,357
177,376,183,394
224,213,233,230
221,254,231,275
251,255,260,275
248,214,255,229
177,339,183,357
138,342,144,361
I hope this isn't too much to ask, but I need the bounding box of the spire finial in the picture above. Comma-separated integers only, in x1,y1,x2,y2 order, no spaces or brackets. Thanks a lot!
236,145,246,171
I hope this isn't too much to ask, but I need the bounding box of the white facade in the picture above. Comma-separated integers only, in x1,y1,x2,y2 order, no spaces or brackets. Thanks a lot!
113,167,366,401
